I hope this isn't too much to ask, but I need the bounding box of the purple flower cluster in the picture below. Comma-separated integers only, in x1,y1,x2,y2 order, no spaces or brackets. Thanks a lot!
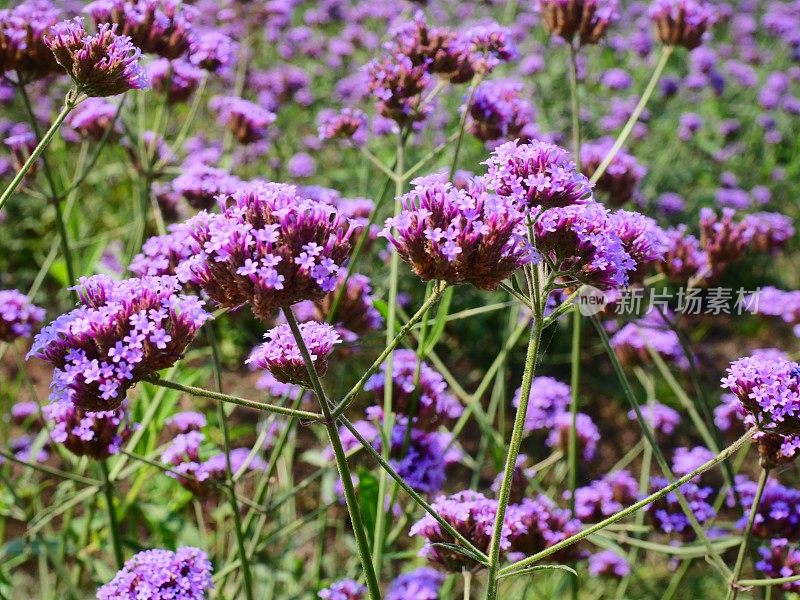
484,140,593,212
172,163,240,210
746,287,800,337
731,476,800,542
722,354,800,436
366,54,431,126
649,0,715,50
756,539,800,593
97,546,213,599
742,211,795,254
248,321,340,388
628,401,681,434
209,96,276,144
0,289,45,341
189,30,236,73
647,476,716,540
410,491,519,571
611,310,688,370
165,410,206,433
538,0,620,45
179,184,358,319
44,400,135,459
671,446,714,480
318,579,365,600
609,210,666,282
508,495,585,563
570,470,640,522
147,58,204,103
28,275,211,411
547,411,600,460
468,79,534,143
386,567,444,600
45,19,149,97
318,108,368,146
64,98,122,142
658,225,709,285
514,376,571,432
130,224,195,277
588,550,631,578
85,0,196,59
581,139,646,206
0,1,62,81
382,173,535,290
364,349,462,427
310,273,383,342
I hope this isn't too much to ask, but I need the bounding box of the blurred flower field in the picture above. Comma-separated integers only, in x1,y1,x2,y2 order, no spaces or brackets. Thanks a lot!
1,0,800,598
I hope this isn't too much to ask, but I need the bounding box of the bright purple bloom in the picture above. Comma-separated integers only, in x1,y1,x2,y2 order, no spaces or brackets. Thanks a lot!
649,0,715,49
366,54,431,126
612,310,688,370
468,79,534,142
386,568,444,600
588,550,631,578
11,401,40,425
28,275,211,411
44,400,135,459
756,539,800,593
287,152,316,178
165,410,206,433
85,0,196,59
570,470,640,522
484,139,593,212
45,19,148,97
459,23,518,75
64,98,122,142
382,172,535,290
318,579,365,600
178,183,358,319
147,58,203,103
658,225,708,284
508,495,585,562
0,1,62,80
209,96,275,144
628,401,680,434
671,446,714,479
514,376,571,432
0,289,45,341
364,349,462,428
97,547,213,599
189,30,236,72
742,212,795,253
731,476,800,542
130,223,195,277
172,163,240,210
647,476,715,540
318,108,368,145
547,411,600,460
247,321,340,387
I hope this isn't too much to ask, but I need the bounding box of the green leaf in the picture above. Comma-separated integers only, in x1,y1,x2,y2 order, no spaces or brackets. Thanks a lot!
49,259,68,286
422,286,454,356
498,564,578,580
372,299,389,320
357,468,379,544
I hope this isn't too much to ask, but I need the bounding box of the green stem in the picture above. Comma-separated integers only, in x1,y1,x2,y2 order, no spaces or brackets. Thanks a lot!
589,45,673,184
208,325,255,600
568,42,581,169
501,428,756,577
463,569,472,600
145,376,322,420
726,467,769,600
0,90,78,212
282,308,382,600
448,76,482,180
567,308,581,600
99,460,124,569
485,268,545,600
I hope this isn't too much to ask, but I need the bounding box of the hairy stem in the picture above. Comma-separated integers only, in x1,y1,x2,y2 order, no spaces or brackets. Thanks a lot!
727,467,769,600
99,460,124,569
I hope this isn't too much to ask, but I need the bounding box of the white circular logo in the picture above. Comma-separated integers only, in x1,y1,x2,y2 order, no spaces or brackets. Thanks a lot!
574,285,608,316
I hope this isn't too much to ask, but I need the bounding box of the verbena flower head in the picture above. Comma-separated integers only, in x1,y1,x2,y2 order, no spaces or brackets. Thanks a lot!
189,30,236,73
85,0,196,59
513,376,571,432
382,173,535,290
45,19,149,97
178,183,358,319
247,321,340,387
484,140,593,212
459,23,518,75
364,349,462,428
28,275,211,411
147,58,203,103
386,568,444,600
0,289,45,341
318,579,365,600
209,96,276,144
165,410,206,433
756,539,800,593
658,225,709,285
172,163,240,210
672,446,714,480
12,401,40,426
588,550,631,578
722,355,800,436
366,53,431,126
64,97,122,142
96,546,213,599
534,202,635,290
468,79,534,142
609,210,666,282
699,207,749,281
130,223,195,277
570,470,640,522
538,0,620,45
410,491,521,571
508,495,585,562
647,476,715,540
611,310,689,370
318,108,368,146
581,139,646,206
649,0,715,50
742,211,795,254
313,273,383,341
44,400,134,459
547,411,600,460
0,1,62,81
628,401,680,434
731,476,800,541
